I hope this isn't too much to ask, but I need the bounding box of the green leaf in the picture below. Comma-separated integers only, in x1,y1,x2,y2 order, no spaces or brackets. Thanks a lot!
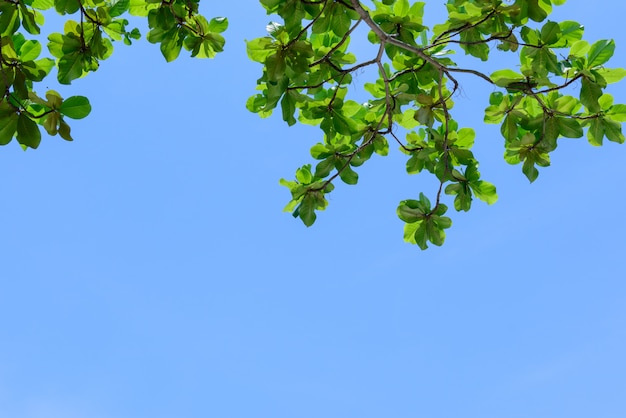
490,69,525,88
603,119,624,143
501,115,518,142
587,118,604,146
558,117,583,138
552,20,583,48
246,37,274,62
587,39,615,68
470,181,498,205
58,118,73,141
60,96,92,119
0,112,19,145
580,77,602,113
298,195,317,227
0,4,19,35
554,95,580,114
607,104,626,122
594,68,626,84
527,0,548,22
295,164,313,184
455,128,475,149
416,107,434,127
540,21,561,45
109,0,130,17
393,0,409,16
18,40,41,61
314,157,336,178
373,134,388,156
569,40,589,58
338,165,358,185
160,28,183,62
397,201,424,224
43,112,59,135
20,5,40,34
460,27,489,61
55,0,80,14
57,52,86,84
32,0,54,9
208,17,228,33
280,91,296,126
522,159,539,183
16,113,41,149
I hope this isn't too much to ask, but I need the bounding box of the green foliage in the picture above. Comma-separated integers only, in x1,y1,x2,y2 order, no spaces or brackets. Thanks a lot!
1,0,625,249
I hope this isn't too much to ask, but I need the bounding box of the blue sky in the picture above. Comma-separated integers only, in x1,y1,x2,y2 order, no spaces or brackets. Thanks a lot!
1,1,625,417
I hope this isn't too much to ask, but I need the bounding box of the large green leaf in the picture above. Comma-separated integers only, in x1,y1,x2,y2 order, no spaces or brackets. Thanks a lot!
587,39,615,68
109,0,130,17
16,114,41,149
57,52,86,84
0,112,19,145
60,96,92,119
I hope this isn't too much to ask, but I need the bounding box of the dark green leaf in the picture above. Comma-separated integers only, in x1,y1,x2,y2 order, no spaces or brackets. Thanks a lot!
540,21,561,45
0,112,19,145
16,113,41,149
558,117,583,138
57,52,86,84
109,0,130,17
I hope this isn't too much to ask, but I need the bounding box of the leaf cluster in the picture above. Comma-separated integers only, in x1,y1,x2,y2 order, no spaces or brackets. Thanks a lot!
246,0,625,249
1,0,227,148
1,0,625,249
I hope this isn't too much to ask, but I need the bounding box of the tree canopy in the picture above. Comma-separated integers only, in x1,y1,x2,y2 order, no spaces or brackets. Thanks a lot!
1,0,624,249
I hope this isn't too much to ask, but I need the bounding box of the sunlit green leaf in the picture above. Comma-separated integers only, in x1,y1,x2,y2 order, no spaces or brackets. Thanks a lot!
60,96,92,119
587,39,615,68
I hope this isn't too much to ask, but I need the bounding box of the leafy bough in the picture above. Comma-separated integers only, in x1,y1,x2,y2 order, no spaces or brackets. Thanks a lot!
246,0,625,249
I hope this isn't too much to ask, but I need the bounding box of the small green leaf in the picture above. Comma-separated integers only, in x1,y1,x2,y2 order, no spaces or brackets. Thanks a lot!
208,17,228,33
58,118,73,141
522,159,539,183
295,165,313,184
43,112,59,135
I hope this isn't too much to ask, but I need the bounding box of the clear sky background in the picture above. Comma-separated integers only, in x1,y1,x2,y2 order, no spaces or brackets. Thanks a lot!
1,1,625,417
